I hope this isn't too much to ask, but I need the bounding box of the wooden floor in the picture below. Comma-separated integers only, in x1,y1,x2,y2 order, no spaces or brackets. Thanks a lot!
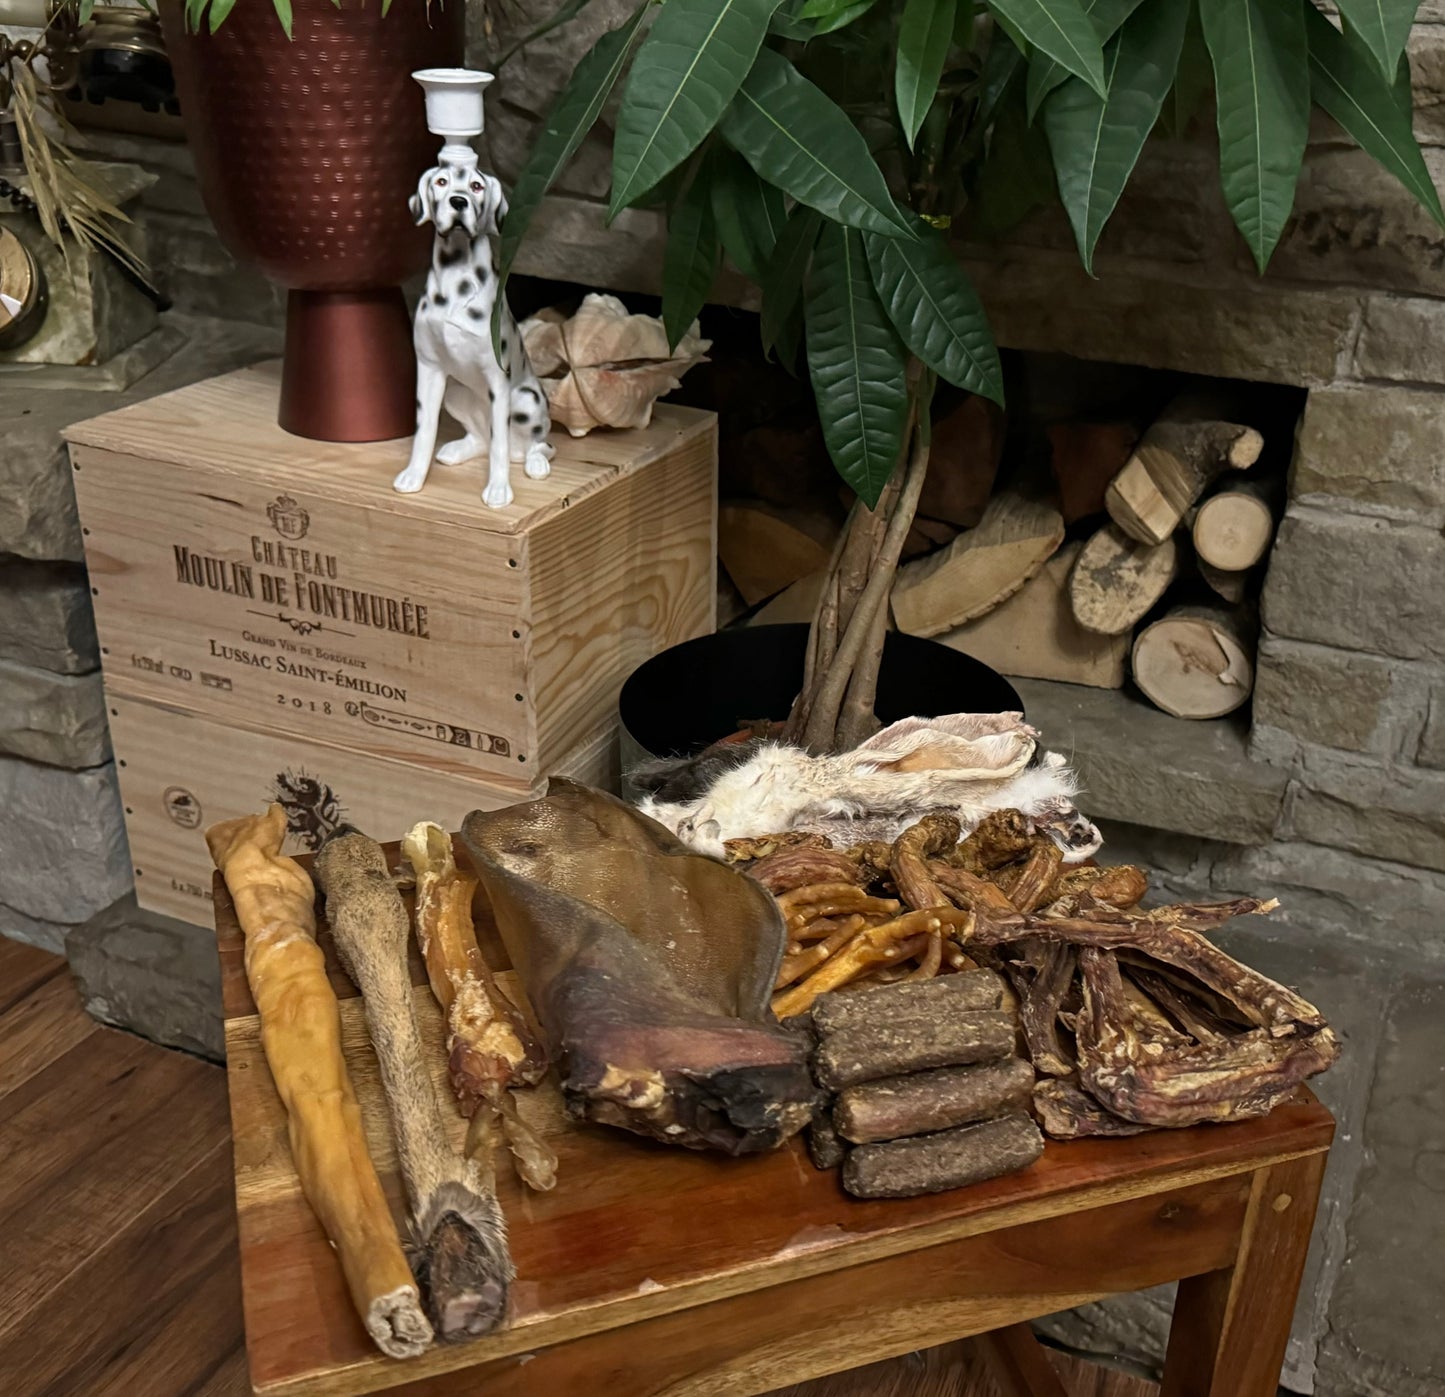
0,940,1155,1397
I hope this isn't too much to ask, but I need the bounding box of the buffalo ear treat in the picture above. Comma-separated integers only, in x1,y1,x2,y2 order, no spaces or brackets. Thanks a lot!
834,1057,1035,1144
462,780,817,1155
206,806,433,1360
402,821,556,1193
315,829,513,1342
842,1115,1044,1198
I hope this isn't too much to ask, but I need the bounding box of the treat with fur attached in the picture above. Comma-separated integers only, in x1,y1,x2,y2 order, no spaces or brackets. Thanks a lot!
402,821,556,1193
206,806,432,1360
315,829,514,1341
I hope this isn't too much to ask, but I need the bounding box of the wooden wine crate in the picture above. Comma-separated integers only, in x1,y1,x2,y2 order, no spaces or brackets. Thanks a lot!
64,361,717,783
108,694,620,926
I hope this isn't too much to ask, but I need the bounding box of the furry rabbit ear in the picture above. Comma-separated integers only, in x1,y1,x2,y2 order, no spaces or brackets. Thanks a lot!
848,712,1037,780
409,167,439,226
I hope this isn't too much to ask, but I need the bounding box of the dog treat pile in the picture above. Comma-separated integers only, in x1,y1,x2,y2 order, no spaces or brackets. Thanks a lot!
799,973,1045,1199
731,810,1340,1139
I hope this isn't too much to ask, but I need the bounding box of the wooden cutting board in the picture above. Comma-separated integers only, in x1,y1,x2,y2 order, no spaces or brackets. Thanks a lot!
216,840,1334,1397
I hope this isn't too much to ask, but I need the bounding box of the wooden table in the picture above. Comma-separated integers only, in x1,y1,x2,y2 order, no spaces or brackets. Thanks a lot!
215,856,1333,1397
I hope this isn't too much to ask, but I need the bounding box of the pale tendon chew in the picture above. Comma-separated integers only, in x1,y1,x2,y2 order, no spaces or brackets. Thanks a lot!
205,805,432,1360
402,821,557,1193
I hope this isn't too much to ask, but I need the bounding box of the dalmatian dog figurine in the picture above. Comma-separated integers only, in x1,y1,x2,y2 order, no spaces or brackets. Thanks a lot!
393,148,554,507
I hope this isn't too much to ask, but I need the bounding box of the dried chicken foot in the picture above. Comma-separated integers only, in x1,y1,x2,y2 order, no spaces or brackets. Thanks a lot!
771,907,975,1018
902,930,944,982
891,813,962,911
776,915,866,988
317,830,513,1340
206,807,432,1360
403,822,555,1193
777,881,861,913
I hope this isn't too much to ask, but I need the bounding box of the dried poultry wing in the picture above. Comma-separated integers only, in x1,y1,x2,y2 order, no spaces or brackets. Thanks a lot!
462,781,817,1155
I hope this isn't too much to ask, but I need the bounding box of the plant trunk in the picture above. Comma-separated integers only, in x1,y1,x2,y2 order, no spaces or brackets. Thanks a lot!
784,367,933,753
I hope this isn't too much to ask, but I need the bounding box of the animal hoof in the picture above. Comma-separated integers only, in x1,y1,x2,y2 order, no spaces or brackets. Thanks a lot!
393,467,428,494
482,479,514,509
524,449,552,481
436,438,482,467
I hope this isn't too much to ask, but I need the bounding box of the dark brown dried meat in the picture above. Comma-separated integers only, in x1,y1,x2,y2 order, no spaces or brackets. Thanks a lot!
747,845,864,894
890,813,962,911
1033,1079,1154,1139
1006,940,1077,1077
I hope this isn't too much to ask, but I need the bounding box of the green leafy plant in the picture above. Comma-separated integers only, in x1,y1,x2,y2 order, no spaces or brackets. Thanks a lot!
498,0,1441,749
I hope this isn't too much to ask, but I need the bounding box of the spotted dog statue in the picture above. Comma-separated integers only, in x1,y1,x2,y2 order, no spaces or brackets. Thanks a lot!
393,149,554,508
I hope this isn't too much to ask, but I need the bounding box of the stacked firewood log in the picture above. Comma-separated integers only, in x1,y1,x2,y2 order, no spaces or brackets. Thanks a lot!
731,811,1338,1152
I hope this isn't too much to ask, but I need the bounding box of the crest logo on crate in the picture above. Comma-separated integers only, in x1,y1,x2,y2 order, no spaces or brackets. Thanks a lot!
163,786,203,829
266,494,311,540
270,768,346,850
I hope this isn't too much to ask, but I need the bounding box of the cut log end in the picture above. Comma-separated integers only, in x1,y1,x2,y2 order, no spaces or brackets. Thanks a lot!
1069,524,1180,636
1132,606,1255,719
1193,489,1274,571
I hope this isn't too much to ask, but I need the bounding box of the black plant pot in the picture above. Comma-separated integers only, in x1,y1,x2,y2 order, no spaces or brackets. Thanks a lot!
619,624,1023,773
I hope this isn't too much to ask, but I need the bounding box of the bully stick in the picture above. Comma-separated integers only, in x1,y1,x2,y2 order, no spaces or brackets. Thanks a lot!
403,822,556,1193
834,1057,1036,1143
812,969,1010,1034
814,1008,1017,1090
315,829,513,1342
843,1114,1044,1199
206,807,432,1360
890,812,962,910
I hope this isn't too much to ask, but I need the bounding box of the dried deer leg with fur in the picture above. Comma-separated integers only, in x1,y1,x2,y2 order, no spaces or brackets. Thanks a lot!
1033,1079,1154,1139
771,907,974,1018
993,841,1064,913
315,829,513,1342
403,822,556,1194
950,809,1035,873
1006,941,1077,1077
1074,947,1339,1127
747,846,864,893
891,812,962,910
206,807,433,1360
724,832,831,863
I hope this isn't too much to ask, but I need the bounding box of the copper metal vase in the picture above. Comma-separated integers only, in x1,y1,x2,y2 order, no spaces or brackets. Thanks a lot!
158,0,463,441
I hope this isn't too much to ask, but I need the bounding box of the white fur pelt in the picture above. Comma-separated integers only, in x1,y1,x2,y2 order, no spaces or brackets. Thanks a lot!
634,712,1102,861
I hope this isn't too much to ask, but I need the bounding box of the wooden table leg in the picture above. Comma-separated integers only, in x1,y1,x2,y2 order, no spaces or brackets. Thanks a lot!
1160,1152,1327,1397
972,1323,1070,1397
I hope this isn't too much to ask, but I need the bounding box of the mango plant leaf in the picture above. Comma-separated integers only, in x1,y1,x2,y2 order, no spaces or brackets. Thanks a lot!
864,225,1003,402
719,47,914,236
897,0,958,148
1201,0,1309,272
805,223,910,506
813,0,879,34
1157,0,1211,138
1042,0,1189,274
495,5,650,356
208,0,237,28
711,147,788,279
609,0,783,216
1306,2,1445,225
988,0,1108,96
272,0,292,37
663,169,721,350
760,205,820,362
1025,0,1145,120
1335,0,1420,82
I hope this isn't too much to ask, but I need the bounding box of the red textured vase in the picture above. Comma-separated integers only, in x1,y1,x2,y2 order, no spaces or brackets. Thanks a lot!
158,0,464,441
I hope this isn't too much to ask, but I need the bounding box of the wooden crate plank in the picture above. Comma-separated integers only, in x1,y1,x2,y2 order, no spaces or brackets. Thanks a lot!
0,1029,229,1326
0,1143,243,1396
529,424,717,768
0,969,98,1099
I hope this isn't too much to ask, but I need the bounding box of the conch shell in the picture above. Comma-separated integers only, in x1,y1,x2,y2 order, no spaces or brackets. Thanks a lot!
520,293,711,436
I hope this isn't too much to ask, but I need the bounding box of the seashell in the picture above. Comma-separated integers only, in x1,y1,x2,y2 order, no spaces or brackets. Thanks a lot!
519,293,711,435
